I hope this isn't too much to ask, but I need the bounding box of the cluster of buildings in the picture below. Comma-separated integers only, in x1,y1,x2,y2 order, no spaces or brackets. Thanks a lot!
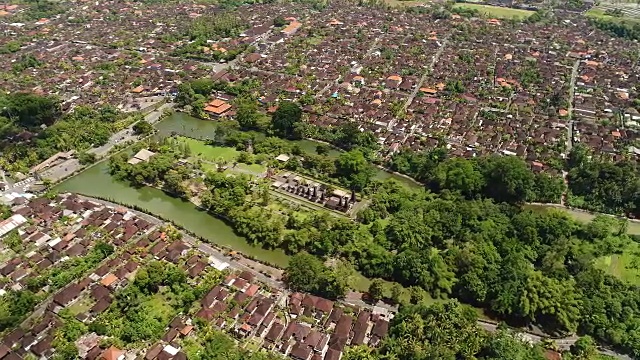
0,193,157,359
226,3,638,167
0,191,228,360
0,191,390,360
0,194,153,295
0,0,220,111
234,4,638,167
269,171,358,214
2,0,638,167
192,270,390,360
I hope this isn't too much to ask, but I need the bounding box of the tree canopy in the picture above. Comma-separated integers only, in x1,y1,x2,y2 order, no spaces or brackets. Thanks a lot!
567,144,640,216
271,101,302,138
284,252,349,299
335,149,374,191
0,92,61,128
378,301,547,360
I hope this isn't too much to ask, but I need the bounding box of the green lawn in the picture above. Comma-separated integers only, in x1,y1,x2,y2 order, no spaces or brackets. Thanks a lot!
244,338,262,352
453,3,534,18
67,297,94,316
572,211,640,234
595,242,640,285
384,0,431,6
270,189,348,218
178,136,239,162
306,36,325,46
145,291,176,322
232,163,267,175
351,273,442,305
585,7,640,23
0,249,15,264
178,137,268,176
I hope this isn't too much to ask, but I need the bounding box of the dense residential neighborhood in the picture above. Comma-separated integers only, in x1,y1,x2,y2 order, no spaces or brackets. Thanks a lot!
2,0,640,359
1,1,639,168
0,193,392,360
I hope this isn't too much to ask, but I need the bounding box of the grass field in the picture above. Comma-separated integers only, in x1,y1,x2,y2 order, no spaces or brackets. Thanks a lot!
351,274,492,319
67,297,94,316
235,163,267,174
178,137,268,176
453,3,534,18
595,242,640,285
178,136,239,162
525,204,640,235
384,0,430,7
569,210,640,234
351,273,445,305
527,205,640,285
585,7,640,23
145,292,176,322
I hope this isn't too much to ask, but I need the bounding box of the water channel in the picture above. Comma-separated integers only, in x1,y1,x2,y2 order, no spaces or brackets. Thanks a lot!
54,112,422,267
155,113,423,189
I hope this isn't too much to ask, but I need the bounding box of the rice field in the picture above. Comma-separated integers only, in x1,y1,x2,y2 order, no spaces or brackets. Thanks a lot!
452,3,534,18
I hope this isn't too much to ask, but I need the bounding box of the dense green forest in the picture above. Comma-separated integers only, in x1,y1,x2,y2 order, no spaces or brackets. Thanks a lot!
111,132,640,356
566,144,640,216
389,144,640,216
590,17,640,41
387,148,566,204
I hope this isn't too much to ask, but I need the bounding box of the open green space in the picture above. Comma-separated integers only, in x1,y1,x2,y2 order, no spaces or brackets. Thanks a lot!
453,3,534,18
176,136,267,175
526,204,640,235
233,163,267,175
0,249,15,264
270,189,348,218
178,136,240,162
67,297,94,316
145,292,176,320
585,7,640,23
595,242,640,285
383,0,431,7
159,112,421,189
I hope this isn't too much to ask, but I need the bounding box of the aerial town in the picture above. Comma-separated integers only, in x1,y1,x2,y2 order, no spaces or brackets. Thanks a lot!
0,0,638,166
0,193,390,360
1,0,640,359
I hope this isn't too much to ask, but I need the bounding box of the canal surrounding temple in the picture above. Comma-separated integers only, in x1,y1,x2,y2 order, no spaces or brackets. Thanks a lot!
155,112,422,188
54,160,291,266
54,112,421,267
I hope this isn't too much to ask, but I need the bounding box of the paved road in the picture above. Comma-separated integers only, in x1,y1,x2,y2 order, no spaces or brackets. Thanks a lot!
566,59,580,153
36,103,174,184
404,35,450,111
89,102,173,158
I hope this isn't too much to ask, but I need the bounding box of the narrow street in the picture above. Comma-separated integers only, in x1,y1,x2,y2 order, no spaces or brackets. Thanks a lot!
404,35,450,112
560,60,581,205
566,59,580,153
